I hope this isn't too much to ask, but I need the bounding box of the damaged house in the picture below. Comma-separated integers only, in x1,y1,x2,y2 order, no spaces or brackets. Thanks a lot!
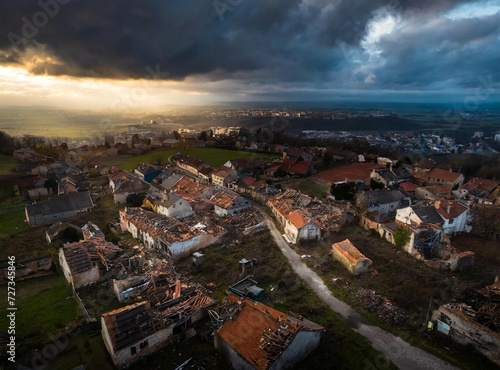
331,239,372,275
120,207,226,259
214,294,325,370
431,279,500,366
102,286,216,369
211,188,251,217
59,242,100,289
268,189,342,242
284,210,321,244
59,237,123,289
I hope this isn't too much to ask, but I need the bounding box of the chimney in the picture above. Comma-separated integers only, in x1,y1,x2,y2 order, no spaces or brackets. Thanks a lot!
389,163,393,172
447,203,451,214
163,189,169,202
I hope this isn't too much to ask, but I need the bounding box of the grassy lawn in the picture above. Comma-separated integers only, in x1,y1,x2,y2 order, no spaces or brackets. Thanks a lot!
182,148,278,167
0,274,80,346
0,154,17,175
0,198,29,240
120,147,278,170
121,148,177,170
285,179,329,199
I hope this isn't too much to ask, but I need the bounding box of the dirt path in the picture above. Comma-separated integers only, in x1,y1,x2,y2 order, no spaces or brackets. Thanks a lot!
263,215,458,370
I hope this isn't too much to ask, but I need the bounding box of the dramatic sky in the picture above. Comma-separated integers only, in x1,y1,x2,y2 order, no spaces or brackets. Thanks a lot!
0,0,499,109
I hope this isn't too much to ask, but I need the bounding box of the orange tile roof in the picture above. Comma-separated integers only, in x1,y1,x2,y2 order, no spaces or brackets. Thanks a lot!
427,168,462,183
217,295,323,370
287,210,310,229
332,239,368,263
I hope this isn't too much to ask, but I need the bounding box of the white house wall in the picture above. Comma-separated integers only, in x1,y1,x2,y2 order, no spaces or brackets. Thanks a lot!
270,331,323,370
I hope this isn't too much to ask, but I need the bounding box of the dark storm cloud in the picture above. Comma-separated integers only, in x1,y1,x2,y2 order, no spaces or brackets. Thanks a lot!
371,12,500,89
0,0,496,96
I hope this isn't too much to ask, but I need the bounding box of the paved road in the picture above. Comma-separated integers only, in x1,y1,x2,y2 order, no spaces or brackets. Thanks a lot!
263,215,459,370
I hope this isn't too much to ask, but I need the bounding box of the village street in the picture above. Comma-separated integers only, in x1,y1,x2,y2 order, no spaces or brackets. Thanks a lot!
262,213,459,370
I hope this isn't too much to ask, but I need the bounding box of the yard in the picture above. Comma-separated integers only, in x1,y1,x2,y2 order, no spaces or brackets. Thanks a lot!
0,199,29,240
111,147,278,170
0,154,17,175
0,274,80,348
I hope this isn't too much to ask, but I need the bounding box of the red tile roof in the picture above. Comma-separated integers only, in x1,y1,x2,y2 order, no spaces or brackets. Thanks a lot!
434,200,468,219
288,160,313,175
398,181,418,192
427,168,462,183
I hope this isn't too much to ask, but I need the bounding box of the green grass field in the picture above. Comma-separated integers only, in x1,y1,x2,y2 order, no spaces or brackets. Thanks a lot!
0,274,80,344
182,148,278,167
0,199,29,239
0,154,17,175
120,147,278,170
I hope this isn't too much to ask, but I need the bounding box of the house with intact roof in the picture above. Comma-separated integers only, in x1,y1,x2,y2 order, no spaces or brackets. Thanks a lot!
284,210,321,244
25,191,94,225
434,200,470,234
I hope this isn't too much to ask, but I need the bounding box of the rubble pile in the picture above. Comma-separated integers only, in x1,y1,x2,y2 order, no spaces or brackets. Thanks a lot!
356,288,409,326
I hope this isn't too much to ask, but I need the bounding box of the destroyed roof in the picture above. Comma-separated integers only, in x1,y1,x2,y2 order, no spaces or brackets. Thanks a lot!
122,207,199,243
362,189,404,204
62,243,95,274
332,239,370,263
434,200,468,219
26,191,94,217
413,206,444,225
427,168,462,183
268,188,312,216
170,176,211,200
217,294,324,370
461,177,499,198
287,210,311,229
101,301,156,351
210,188,241,209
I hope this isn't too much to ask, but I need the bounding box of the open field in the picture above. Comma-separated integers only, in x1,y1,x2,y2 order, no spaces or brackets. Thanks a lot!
284,178,330,199
0,154,17,174
0,274,80,346
312,162,379,184
0,199,30,240
102,147,278,171
182,147,278,167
